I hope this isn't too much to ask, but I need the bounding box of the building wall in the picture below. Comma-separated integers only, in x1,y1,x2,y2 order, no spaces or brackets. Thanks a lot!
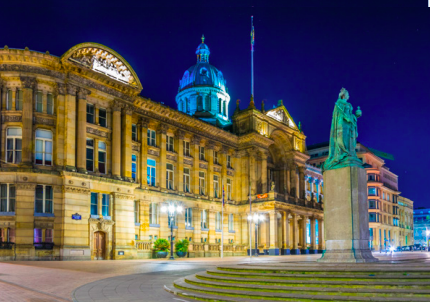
413,207,430,247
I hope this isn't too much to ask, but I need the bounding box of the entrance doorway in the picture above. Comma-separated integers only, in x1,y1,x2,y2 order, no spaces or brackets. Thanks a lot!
93,231,106,260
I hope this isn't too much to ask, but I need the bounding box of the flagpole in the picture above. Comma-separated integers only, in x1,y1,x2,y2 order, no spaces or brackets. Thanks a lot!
221,180,224,259
251,15,255,98
249,15,255,260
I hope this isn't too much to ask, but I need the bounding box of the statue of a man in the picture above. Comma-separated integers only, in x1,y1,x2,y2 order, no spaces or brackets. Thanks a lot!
324,88,362,171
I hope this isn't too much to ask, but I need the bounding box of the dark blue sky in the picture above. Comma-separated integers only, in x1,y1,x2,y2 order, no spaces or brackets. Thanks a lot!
3,2,429,207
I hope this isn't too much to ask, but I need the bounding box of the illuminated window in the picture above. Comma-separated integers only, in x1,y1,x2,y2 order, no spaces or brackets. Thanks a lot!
149,203,158,225
98,141,106,174
368,187,378,196
183,168,190,192
201,209,208,229
102,194,110,217
185,208,192,228
147,159,156,186
197,96,203,111
6,128,22,164
134,200,139,223
35,129,53,166
90,192,98,216
132,154,137,181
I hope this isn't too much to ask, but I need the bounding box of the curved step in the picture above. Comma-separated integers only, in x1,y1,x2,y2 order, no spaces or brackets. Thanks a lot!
173,276,430,301
196,271,430,289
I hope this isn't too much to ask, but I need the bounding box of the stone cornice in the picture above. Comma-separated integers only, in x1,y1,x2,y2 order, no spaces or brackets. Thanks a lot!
63,186,91,194
237,133,274,150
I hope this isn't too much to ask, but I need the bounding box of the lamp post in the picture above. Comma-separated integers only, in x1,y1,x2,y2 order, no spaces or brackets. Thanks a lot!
248,213,265,256
161,202,183,260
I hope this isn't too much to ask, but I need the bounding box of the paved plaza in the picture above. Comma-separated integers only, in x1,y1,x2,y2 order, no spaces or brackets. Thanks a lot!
0,252,429,302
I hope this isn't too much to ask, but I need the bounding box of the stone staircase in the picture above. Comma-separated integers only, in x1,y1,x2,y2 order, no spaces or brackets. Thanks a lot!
166,264,430,301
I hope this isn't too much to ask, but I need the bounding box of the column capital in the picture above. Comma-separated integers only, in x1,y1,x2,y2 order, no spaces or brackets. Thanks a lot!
220,145,229,154
206,140,216,150
55,83,66,95
191,135,201,145
157,123,168,134
77,87,91,99
176,129,185,140
123,104,133,116
139,117,149,128
66,84,78,95
20,76,37,89
112,103,122,112
298,165,306,174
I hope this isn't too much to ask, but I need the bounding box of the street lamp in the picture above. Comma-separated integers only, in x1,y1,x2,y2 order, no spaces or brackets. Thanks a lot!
161,202,183,260
248,213,265,257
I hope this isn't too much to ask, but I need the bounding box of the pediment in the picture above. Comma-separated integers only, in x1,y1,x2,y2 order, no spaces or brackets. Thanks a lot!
265,104,297,129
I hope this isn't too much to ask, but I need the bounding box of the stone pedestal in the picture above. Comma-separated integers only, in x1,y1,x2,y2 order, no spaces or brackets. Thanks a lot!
318,166,378,263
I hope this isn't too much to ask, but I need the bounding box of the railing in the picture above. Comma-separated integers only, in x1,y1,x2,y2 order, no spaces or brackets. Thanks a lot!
208,244,220,251
0,242,14,249
135,240,152,251
34,242,54,250
190,243,205,252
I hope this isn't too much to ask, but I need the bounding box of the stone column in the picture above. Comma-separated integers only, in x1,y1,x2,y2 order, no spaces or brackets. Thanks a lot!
76,88,90,173
192,207,202,244
299,166,306,200
1,81,6,110
94,104,100,125
176,130,185,192
290,164,298,201
282,211,290,254
111,104,122,179
207,141,215,198
42,91,47,114
208,210,216,244
98,193,103,217
11,87,16,111
121,106,133,181
285,165,291,197
319,218,325,251
310,217,318,253
259,217,267,249
20,77,36,166
268,211,279,255
15,184,36,260
191,136,201,195
248,149,257,195
241,214,249,246
291,213,300,254
301,215,309,254
260,151,268,194
139,118,149,187
158,124,168,189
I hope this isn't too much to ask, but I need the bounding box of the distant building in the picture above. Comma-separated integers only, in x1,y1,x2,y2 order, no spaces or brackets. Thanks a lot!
413,207,430,247
307,142,414,250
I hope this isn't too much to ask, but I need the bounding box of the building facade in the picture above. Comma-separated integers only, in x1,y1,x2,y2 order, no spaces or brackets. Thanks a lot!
413,207,430,247
308,142,414,250
0,41,324,260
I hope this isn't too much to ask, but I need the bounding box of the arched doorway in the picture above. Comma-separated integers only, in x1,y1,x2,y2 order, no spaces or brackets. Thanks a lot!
93,231,106,260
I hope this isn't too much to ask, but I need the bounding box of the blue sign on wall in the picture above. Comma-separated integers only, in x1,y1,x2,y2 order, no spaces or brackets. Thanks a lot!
72,213,82,220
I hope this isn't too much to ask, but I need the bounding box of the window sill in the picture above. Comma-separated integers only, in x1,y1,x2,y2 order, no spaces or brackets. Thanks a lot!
185,226,194,230
149,224,160,228
91,214,100,219
0,212,15,216
135,223,141,226
34,213,54,217
215,229,222,233
169,226,178,229
229,230,236,234
201,228,209,232
102,216,111,220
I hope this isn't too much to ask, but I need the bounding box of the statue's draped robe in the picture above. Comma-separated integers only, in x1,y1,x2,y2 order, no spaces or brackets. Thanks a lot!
324,99,358,170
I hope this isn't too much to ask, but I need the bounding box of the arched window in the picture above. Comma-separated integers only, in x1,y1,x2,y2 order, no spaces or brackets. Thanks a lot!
197,96,203,111
35,129,53,166
205,95,210,111
6,128,22,164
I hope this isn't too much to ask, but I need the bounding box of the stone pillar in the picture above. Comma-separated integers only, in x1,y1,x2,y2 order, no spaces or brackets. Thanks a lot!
220,147,228,198
282,211,290,255
140,118,149,187
291,213,300,254
310,217,318,253
121,106,133,181
192,136,201,195
158,124,168,189
111,104,122,179
10,87,16,111
207,142,215,198
176,130,185,192
248,149,257,195
319,219,325,251
192,207,201,244
76,89,90,173
98,193,103,217
299,166,306,200
241,214,249,246
208,210,216,244
20,77,36,166
1,82,6,110
285,165,291,197
259,218,267,249
268,211,279,255
14,184,36,260
301,215,309,254
290,164,298,201
260,151,268,194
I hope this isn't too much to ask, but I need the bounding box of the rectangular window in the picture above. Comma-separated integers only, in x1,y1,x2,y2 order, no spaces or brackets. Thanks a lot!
166,136,174,152
36,91,43,112
215,212,221,230
91,192,98,216
134,200,139,223
185,208,192,228
201,209,208,229
0,184,16,213
147,129,156,146
86,103,95,123
47,93,54,115
227,155,231,168
369,199,376,209
102,194,109,217
35,185,53,214
149,202,158,225
6,90,12,110
228,214,234,232
99,108,107,127
132,124,137,142
227,178,232,201
214,151,219,165
199,171,205,195
132,154,137,181
86,138,94,172
6,127,22,164
183,168,190,192
166,163,174,190
45,229,53,243
34,228,42,243
147,159,156,186
369,213,376,222
35,129,53,166
98,141,106,174
16,89,23,110
213,175,219,198
199,146,205,160
368,187,378,196
183,141,190,156
382,192,385,200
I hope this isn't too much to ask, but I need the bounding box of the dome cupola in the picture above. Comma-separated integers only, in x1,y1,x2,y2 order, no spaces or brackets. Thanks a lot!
176,36,231,128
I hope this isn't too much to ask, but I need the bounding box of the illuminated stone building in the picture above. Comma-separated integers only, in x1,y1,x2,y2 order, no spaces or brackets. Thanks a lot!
413,207,430,247
308,142,414,250
0,40,324,261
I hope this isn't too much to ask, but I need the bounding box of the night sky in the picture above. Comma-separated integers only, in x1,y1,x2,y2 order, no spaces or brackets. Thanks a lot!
2,2,429,207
